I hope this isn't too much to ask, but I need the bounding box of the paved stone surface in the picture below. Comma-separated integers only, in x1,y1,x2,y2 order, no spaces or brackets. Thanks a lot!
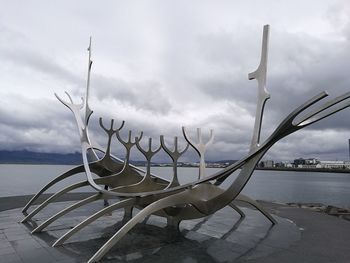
0,196,349,262
0,193,96,213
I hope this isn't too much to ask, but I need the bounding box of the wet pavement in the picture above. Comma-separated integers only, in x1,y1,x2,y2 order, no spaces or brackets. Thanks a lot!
0,196,349,262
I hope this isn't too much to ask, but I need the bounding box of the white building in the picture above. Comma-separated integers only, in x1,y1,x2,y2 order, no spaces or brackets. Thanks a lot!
316,161,350,169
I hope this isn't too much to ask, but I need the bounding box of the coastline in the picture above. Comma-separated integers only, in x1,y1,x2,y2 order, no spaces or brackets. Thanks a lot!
2,162,350,174
256,166,350,174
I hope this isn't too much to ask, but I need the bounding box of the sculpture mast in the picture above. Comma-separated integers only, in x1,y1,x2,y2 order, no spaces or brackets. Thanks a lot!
248,25,270,152
85,37,98,160
85,37,94,126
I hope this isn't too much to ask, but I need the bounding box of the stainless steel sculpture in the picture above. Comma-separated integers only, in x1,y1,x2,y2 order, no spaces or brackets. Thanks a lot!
21,33,266,226
21,25,350,263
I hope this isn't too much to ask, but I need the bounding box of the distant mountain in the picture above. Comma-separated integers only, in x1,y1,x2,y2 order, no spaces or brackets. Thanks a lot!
0,150,238,166
0,150,82,165
207,160,238,165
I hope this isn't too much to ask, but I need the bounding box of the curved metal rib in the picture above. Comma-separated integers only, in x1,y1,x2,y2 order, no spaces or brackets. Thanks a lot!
32,193,104,233
87,193,189,263
21,171,121,223
21,181,89,223
53,198,136,247
28,173,133,231
22,164,86,213
293,92,350,126
296,92,350,127
228,202,245,218
236,194,276,224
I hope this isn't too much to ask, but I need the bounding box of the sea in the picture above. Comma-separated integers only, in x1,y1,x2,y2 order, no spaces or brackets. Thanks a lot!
0,164,349,208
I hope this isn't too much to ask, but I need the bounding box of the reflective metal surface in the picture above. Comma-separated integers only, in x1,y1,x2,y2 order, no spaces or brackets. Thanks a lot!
182,127,214,179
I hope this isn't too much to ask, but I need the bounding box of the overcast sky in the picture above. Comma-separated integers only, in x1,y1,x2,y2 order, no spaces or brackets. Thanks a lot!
1,0,350,162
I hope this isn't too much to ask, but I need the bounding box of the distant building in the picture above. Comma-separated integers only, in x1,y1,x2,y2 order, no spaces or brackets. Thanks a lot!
274,162,284,168
305,158,318,165
274,161,293,168
293,158,305,166
260,160,274,168
317,161,350,169
293,158,318,168
345,161,350,169
285,163,293,168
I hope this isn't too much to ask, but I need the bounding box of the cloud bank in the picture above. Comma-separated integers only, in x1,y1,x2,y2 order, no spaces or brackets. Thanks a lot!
1,0,350,162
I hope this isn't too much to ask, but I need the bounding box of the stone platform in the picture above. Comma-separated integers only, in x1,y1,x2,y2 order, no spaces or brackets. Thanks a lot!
0,195,349,263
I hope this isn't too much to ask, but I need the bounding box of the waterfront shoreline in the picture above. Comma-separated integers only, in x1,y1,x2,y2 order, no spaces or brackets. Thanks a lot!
2,162,350,174
256,166,350,174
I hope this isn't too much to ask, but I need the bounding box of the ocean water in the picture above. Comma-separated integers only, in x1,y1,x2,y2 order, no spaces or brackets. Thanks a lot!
0,164,349,208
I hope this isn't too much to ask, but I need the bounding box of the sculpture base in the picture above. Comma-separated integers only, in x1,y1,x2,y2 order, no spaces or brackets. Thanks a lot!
1,197,349,262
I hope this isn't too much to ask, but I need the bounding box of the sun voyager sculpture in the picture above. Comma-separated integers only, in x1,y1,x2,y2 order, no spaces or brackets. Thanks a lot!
21,25,350,262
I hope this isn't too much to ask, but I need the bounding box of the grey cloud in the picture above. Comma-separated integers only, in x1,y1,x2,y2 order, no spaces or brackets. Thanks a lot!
0,48,82,87
1,0,350,163
92,76,172,115
0,94,80,153
263,128,350,161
